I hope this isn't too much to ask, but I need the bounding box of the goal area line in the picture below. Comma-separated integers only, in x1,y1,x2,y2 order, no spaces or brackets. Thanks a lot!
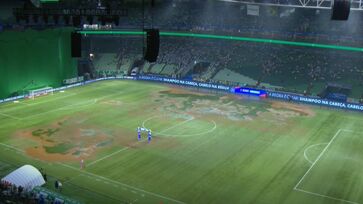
293,129,361,204
294,188,359,204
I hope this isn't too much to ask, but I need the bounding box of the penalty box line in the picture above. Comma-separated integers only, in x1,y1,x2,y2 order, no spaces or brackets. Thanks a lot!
0,112,22,121
294,129,342,189
19,91,123,120
0,142,186,204
59,163,186,204
87,137,151,167
0,142,25,153
87,146,129,167
294,129,360,204
294,188,359,204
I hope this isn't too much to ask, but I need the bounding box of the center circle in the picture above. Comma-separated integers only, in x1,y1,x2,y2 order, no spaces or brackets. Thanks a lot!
142,114,216,137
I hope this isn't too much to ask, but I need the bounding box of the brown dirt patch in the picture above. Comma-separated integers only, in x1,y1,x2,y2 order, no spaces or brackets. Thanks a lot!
14,112,181,162
16,130,78,161
270,101,315,117
14,114,139,162
166,86,213,96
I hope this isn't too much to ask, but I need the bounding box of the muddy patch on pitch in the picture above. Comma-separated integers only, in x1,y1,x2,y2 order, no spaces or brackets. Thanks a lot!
14,115,137,162
270,101,315,117
153,88,267,122
153,87,314,123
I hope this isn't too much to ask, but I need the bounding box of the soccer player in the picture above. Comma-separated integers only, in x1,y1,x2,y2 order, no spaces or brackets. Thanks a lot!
80,159,85,169
147,130,152,143
137,127,141,141
58,181,62,192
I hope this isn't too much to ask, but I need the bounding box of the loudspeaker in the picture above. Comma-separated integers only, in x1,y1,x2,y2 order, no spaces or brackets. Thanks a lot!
331,0,350,20
71,32,82,58
144,29,160,63
53,15,59,25
77,61,91,77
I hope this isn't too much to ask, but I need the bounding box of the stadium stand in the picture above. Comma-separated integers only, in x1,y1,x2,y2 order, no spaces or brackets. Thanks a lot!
89,35,363,98
63,0,363,100
93,53,118,71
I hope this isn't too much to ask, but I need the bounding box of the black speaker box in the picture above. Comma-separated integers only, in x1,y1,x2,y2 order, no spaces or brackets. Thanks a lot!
331,0,350,20
71,32,82,58
144,29,160,63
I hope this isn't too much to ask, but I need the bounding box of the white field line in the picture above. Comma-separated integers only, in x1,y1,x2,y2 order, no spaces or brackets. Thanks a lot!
11,83,117,108
58,163,186,204
158,117,194,135
2,87,123,119
88,137,149,167
159,120,217,137
341,129,361,134
0,100,32,109
142,115,217,137
294,188,359,204
294,128,361,204
64,174,82,184
0,112,22,121
0,142,185,204
303,143,328,164
15,101,31,106
294,129,342,189
19,82,116,107
21,92,123,120
87,146,129,167
25,93,77,106
21,99,97,120
0,93,76,118
0,143,24,152
2,93,77,113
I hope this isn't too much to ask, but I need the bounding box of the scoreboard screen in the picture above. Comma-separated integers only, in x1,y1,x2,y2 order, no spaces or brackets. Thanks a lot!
233,86,267,97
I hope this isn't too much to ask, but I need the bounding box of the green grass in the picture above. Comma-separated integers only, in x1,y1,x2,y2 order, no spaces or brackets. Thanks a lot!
0,80,363,204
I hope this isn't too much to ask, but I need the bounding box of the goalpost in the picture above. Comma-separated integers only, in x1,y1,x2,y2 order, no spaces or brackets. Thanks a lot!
27,86,54,99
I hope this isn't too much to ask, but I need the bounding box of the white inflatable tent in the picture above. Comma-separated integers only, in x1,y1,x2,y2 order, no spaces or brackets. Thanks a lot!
1,165,45,191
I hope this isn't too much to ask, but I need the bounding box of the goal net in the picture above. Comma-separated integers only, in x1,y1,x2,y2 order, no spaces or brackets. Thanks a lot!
28,86,54,99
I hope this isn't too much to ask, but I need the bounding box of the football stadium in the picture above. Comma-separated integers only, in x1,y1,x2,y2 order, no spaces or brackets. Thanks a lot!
1,0,363,204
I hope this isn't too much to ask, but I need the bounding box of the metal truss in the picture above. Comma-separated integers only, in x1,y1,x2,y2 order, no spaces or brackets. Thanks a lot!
219,0,363,11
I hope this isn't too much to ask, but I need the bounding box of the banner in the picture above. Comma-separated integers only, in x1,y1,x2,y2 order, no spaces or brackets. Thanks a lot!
137,75,230,91
234,86,266,96
268,92,363,112
0,75,362,113
63,76,84,85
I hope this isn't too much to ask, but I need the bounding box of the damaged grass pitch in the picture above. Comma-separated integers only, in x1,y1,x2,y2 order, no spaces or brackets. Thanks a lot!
44,142,75,154
32,128,60,137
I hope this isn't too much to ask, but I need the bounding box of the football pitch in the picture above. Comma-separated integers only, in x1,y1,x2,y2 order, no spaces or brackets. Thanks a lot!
0,80,363,204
